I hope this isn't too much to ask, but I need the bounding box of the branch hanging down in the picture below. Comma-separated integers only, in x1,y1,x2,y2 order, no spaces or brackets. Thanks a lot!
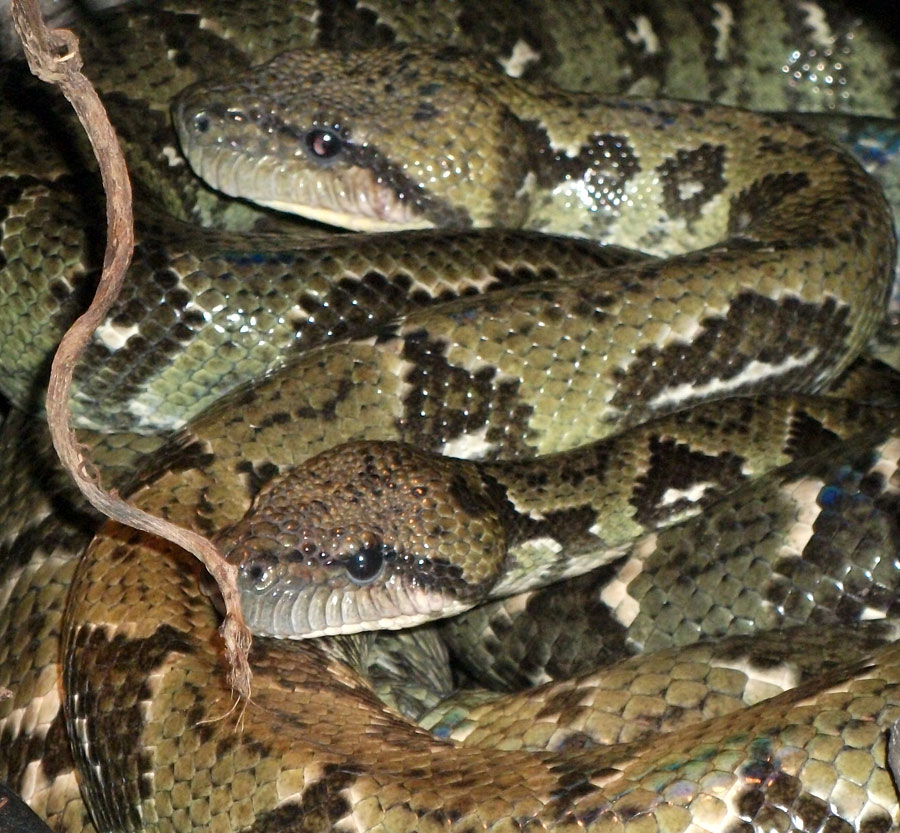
10,0,253,701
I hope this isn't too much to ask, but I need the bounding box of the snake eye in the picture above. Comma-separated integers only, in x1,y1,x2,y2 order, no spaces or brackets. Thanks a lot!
193,112,210,134
344,546,388,585
305,128,343,160
241,559,276,592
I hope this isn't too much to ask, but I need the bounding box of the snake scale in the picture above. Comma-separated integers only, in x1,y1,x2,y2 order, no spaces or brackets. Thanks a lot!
2,2,900,832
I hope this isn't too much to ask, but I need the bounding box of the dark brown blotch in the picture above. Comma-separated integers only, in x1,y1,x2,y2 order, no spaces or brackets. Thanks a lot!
610,291,851,417
727,171,810,236
65,624,196,832
631,437,745,526
656,142,726,222
522,123,641,214
245,763,364,832
401,331,534,457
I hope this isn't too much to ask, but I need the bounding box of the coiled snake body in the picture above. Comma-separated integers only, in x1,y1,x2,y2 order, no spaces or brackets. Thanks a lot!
1,2,900,833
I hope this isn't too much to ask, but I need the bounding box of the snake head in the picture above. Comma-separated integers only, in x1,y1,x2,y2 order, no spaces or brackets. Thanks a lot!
216,441,509,638
172,45,528,231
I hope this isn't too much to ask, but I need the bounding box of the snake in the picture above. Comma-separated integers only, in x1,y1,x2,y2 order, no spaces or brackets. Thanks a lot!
2,2,900,833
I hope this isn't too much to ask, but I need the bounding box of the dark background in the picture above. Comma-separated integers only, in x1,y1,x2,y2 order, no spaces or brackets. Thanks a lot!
850,0,900,44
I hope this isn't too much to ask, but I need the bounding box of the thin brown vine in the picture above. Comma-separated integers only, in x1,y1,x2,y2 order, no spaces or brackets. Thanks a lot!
10,0,253,701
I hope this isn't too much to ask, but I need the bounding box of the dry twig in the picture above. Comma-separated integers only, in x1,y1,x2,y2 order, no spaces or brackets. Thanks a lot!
10,0,253,700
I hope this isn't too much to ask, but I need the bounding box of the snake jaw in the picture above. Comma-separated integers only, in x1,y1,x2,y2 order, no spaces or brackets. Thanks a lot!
215,440,508,638
232,562,474,639
254,166,435,231
222,527,479,639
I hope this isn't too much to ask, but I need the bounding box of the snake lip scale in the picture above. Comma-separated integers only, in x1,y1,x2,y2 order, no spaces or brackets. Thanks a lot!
2,3,900,833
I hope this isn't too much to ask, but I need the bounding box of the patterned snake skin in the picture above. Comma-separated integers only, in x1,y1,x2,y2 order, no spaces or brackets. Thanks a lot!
1,2,900,833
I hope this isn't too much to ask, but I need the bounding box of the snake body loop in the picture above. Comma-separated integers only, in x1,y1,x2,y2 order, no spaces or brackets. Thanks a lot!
1,3,900,833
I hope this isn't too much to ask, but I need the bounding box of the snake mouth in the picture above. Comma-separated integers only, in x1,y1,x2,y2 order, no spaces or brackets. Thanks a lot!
192,148,433,232
233,565,470,639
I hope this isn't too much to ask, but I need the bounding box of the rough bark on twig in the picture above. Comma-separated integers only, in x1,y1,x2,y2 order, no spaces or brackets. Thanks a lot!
10,0,253,701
